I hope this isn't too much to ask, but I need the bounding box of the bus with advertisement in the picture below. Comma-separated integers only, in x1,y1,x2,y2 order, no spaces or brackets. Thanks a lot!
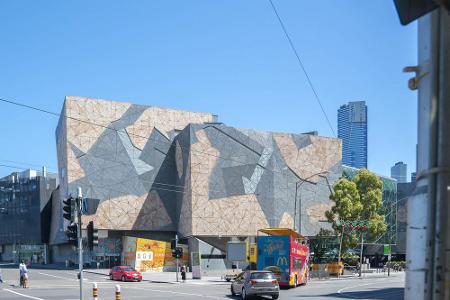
256,228,309,288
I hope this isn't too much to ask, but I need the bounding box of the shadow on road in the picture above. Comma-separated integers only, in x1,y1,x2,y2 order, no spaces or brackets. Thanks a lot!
296,287,404,300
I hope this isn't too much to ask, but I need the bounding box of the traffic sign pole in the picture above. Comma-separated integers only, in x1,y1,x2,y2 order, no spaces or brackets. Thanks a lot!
175,234,179,283
77,187,83,300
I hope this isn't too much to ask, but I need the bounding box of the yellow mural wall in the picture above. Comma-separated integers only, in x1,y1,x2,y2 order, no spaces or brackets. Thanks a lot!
124,237,189,272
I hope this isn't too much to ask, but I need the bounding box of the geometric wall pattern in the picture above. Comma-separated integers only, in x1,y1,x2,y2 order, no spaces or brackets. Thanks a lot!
175,125,342,237
54,96,342,243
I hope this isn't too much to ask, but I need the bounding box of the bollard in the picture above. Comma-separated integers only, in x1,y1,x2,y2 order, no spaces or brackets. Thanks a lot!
115,284,121,300
92,282,98,300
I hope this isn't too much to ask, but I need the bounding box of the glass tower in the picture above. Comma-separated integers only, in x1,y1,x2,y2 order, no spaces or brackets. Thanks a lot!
338,101,368,168
391,161,407,183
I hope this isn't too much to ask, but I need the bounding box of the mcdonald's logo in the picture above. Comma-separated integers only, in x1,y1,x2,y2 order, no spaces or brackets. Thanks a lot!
277,256,288,266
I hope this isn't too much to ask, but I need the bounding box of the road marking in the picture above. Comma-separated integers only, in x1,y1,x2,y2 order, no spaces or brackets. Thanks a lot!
37,272,87,281
3,288,46,300
37,272,78,281
337,281,379,293
125,286,228,299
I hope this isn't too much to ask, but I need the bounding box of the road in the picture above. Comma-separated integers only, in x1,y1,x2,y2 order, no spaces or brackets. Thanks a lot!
0,268,404,300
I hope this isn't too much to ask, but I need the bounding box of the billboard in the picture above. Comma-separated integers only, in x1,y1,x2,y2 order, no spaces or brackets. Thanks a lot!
122,236,188,272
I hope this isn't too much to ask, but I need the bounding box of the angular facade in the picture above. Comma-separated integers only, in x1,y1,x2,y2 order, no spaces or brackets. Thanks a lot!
175,125,342,237
53,96,342,247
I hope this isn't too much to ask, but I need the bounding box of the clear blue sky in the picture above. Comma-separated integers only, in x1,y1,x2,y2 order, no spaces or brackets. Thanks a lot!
0,0,417,179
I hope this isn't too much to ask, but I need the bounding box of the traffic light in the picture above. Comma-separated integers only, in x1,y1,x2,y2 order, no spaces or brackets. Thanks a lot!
393,0,450,25
172,247,183,258
65,223,78,247
171,239,176,250
87,221,99,251
62,196,75,222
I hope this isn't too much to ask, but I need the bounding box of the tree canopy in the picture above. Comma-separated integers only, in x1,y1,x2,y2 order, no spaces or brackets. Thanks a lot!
325,169,387,251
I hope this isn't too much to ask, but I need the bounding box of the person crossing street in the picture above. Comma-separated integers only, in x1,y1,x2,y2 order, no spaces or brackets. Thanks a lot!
19,260,29,288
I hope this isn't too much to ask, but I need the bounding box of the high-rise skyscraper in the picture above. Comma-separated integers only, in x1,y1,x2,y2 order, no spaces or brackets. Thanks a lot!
338,101,368,168
391,161,408,183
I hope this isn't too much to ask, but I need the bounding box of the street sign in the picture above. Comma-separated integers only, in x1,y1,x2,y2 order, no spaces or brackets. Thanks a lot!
384,244,391,256
227,242,247,262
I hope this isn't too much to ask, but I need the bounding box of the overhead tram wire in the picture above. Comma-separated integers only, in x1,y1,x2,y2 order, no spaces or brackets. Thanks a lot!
0,163,30,170
0,97,336,186
268,0,336,137
0,159,58,172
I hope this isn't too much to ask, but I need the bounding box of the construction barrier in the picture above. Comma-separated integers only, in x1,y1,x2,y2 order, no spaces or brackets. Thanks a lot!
311,262,345,278
326,262,344,275
92,282,98,300
115,284,121,300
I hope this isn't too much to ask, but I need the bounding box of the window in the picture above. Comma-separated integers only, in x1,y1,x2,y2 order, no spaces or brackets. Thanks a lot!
294,258,301,270
250,272,275,280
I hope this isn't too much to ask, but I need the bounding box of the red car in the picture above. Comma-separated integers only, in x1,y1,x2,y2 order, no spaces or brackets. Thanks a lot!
109,266,142,282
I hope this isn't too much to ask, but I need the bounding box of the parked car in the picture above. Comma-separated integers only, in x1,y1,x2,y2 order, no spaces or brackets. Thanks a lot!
231,271,279,299
109,266,142,282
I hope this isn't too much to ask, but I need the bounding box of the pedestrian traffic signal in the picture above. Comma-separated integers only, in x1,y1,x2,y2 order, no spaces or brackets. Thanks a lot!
87,221,99,251
65,223,78,247
62,196,75,222
172,247,183,258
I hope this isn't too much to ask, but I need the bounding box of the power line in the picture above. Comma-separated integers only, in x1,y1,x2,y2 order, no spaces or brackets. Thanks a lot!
268,0,336,137
0,164,29,170
0,159,57,171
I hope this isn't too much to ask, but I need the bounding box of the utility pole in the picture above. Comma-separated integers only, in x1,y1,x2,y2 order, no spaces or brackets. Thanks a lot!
338,225,344,264
175,234,179,283
431,8,450,299
359,232,364,277
402,8,450,300
77,187,83,300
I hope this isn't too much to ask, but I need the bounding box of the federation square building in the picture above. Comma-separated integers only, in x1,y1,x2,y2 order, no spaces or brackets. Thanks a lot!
50,96,344,268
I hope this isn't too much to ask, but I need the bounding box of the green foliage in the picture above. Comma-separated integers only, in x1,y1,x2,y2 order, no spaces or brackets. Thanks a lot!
341,252,359,266
325,169,387,252
310,228,336,263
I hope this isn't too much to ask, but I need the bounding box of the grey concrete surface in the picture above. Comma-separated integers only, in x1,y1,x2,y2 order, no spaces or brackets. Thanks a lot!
0,268,404,300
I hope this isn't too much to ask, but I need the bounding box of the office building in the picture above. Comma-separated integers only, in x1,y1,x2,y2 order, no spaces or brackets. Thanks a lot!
0,169,57,263
411,172,417,183
337,101,368,168
391,161,407,183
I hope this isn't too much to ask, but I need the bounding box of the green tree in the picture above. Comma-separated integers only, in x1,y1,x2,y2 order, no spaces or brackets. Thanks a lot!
325,169,387,252
310,228,335,263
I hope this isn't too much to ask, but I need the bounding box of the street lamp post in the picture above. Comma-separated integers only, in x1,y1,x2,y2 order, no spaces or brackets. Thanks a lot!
293,171,329,235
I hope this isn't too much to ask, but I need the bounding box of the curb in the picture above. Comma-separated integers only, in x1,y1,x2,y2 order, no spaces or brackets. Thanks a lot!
83,270,181,284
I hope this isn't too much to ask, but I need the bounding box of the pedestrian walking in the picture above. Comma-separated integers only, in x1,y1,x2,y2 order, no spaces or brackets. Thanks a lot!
181,266,186,281
19,260,28,288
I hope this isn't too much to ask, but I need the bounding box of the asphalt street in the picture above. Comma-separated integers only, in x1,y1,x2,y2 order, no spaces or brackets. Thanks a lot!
0,268,404,300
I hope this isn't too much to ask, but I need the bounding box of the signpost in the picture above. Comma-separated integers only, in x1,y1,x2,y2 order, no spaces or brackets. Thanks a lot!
338,220,370,277
384,244,391,276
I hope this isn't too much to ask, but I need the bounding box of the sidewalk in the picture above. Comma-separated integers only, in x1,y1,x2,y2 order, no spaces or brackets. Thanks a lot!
83,269,227,285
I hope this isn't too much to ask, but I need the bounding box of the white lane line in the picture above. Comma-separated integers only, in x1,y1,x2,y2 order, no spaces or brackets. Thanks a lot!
337,281,382,294
37,272,87,281
3,288,46,300
125,286,228,299
37,272,77,281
